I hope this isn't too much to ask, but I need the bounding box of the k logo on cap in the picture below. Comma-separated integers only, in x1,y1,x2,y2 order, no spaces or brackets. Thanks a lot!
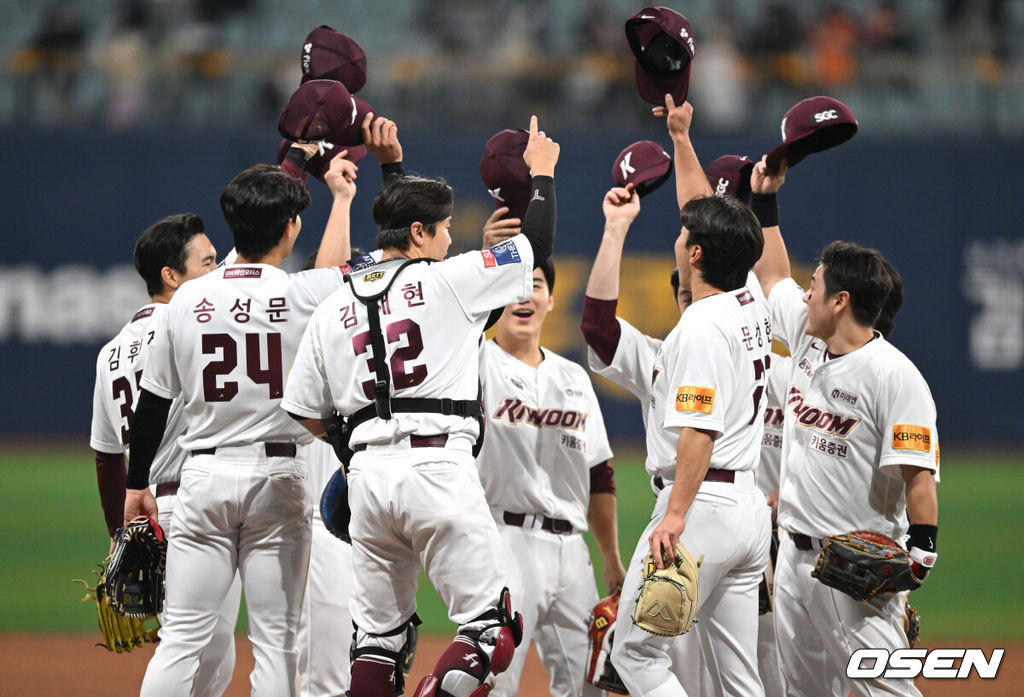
625,7,696,106
765,96,858,173
612,141,672,198
480,129,532,221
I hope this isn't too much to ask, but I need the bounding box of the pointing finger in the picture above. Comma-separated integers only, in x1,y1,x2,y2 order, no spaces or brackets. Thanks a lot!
529,114,538,136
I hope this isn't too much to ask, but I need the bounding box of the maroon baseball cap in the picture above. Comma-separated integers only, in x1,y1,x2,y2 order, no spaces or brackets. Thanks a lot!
277,80,375,146
705,155,754,204
612,140,671,198
480,129,531,221
300,25,367,94
625,8,696,106
276,139,367,183
277,79,355,142
765,96,858,173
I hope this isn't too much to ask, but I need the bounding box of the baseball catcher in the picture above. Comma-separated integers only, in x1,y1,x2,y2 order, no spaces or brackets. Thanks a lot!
586,591,628,694
77,515,167,652
632,540,703,636
812,530,929,601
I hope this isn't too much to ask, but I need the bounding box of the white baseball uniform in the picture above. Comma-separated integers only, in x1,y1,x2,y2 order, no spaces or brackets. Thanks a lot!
756,353,790,697
476,339,613,697
90,302,241,697
137,263,346,697
282,236,534,640
297,438,354,697
769,277,938,697
611,274,772,697
585,310,707,692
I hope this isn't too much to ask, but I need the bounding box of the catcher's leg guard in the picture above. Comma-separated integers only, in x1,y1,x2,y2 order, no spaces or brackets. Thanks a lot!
412,588,523,697
348,614,420,697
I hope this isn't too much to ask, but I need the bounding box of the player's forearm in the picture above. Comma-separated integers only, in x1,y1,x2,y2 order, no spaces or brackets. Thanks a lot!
671,134,712,212
751,190,791,296
95,450,127,537
667,427,715,519
903,466,938,526
125,389,172,490
588,492,623,564
314,196,353,268
584,227,627,300
520,175,556,263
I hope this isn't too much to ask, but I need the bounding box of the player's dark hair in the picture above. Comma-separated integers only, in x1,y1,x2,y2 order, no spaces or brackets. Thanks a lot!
536,258,555,293
680,195,763,292
372,174,453,252
818,241,895,328
133,213,206,297
220,164,311,259
874,258,903,336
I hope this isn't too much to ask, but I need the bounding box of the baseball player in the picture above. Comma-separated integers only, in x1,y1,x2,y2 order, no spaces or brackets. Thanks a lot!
90,213,241,697
607,97,772,697
281,116,559,697
122,153,359,697
474,256,625,697
286,116,404,697
750,156,939,697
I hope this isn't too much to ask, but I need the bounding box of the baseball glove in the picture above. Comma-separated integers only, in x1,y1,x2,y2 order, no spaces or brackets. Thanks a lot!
585,591,628,695
105,515,168,618
632,541,703,636
74,551,160,653
811,530,922,602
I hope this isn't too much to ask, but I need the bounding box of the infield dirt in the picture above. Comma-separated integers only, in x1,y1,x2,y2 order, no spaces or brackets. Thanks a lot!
0,634,1017,696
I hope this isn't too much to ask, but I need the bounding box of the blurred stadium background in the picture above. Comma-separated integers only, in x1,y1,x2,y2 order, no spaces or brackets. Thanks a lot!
0,0,1021,691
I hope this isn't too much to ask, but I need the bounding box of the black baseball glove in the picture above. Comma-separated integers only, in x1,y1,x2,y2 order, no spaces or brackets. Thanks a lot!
105,515,167,618
812,530,922,601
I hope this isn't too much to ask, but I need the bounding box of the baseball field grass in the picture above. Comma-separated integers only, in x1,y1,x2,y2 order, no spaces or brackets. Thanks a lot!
0,445,1021,641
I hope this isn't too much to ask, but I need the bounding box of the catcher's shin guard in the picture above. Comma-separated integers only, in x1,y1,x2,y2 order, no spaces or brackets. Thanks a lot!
412,588,523,697
348,614,420,697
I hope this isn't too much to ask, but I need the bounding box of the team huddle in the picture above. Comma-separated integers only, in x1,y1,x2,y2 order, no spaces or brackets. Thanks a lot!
88,11,939,697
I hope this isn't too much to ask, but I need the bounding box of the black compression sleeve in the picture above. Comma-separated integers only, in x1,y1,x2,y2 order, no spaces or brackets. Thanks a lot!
381,162,405,181
519,175,556,264
125,389,172,490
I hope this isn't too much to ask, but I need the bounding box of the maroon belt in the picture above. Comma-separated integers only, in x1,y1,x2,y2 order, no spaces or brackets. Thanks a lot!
790,533,825,551
155,481,180,497
352,434,449,453
653,468,736,491
503,511,574,535
191,442,297,458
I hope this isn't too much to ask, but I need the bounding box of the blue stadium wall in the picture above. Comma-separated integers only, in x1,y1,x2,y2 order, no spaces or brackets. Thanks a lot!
1,130,1022,445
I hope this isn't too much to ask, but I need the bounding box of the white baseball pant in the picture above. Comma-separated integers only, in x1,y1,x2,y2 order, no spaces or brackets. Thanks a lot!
156,492,242,697
773,533,922,697
489,523,601,697
613,474,771,697
141,444,312,697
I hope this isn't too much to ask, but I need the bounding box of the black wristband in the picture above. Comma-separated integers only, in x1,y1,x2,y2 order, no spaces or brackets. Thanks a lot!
750,192,779,228
284,145,308,170
381,162,405,180
907,524,937,553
